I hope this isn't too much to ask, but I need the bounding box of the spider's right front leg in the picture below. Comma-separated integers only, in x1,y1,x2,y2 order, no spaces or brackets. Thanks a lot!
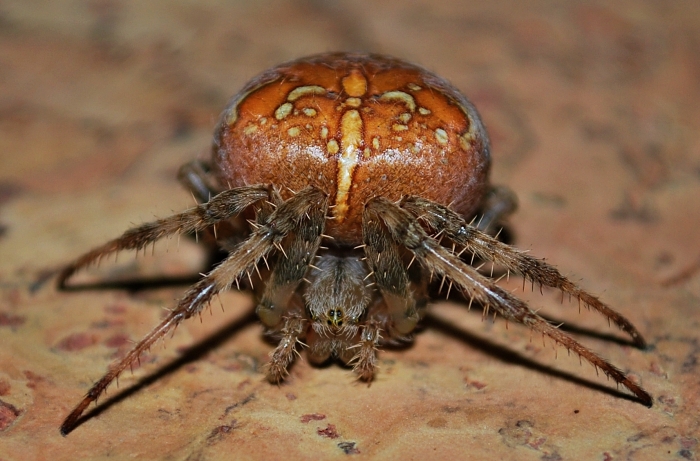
257,192,329,382
59,187,328,435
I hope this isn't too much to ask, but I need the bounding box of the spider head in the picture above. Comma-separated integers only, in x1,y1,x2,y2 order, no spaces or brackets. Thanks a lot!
305,255,369,336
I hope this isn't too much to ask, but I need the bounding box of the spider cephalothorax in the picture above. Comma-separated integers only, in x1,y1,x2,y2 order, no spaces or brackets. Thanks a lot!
57,52,651,435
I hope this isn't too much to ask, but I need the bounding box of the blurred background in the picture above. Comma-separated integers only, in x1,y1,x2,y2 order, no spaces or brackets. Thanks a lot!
1,1,699,460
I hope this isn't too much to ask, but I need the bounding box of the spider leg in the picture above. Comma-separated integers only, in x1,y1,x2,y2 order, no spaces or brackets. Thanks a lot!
257,195,329,381
348,320,382,381
59,187,328,436
367,197,652,407
266,315,307,383
362,212,419,335
475,185,518,234
177,159,221,204
57,184,272,288
400,196,647,348
257,193,328,327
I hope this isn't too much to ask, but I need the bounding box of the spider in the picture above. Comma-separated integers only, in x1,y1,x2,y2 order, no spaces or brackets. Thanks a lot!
57,52,652,435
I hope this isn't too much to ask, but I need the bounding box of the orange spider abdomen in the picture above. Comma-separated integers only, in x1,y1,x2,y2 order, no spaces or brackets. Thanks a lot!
213,52,491,245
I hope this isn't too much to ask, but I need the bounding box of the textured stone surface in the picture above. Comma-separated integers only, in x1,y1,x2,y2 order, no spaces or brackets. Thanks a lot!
1,1,699,460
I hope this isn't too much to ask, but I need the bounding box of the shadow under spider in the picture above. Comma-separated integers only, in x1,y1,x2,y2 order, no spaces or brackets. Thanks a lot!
58,238,643,431
423,313,641,403
57,274,205,293
66,309,259,433
71,298,639,433
433,285,641,349
54,247,229,293
539,313,640,348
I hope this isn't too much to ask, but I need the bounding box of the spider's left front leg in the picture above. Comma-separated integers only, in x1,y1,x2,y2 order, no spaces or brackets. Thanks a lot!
367,197,652,407
362,213,420,336
352,210,424,381
347,319,383,381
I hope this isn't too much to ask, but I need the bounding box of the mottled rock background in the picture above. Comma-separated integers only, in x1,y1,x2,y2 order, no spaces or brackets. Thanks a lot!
1,1,699,460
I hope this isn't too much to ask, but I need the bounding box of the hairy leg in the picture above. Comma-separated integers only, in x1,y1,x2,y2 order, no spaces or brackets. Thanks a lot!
362,212,419,336
347,319,382,381
367,197,652,407
177,159,221,204
59,187,327,435
57,185,273,288
257,195,329,381
400,196,647,348
257,195,328,328
266,315,307,382
475,185,518,234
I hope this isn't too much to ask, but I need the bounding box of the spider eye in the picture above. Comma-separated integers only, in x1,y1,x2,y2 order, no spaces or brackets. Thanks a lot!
326,308,344,329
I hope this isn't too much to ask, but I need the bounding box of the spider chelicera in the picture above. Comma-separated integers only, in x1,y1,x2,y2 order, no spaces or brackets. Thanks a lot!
57,52,652,435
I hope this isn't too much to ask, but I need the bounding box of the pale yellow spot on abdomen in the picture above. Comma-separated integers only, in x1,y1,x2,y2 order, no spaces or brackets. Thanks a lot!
275,103,293,120
342,70,368,97
378,91,416,112
287,86,326,101
327,139,339,154
435,128,448,145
